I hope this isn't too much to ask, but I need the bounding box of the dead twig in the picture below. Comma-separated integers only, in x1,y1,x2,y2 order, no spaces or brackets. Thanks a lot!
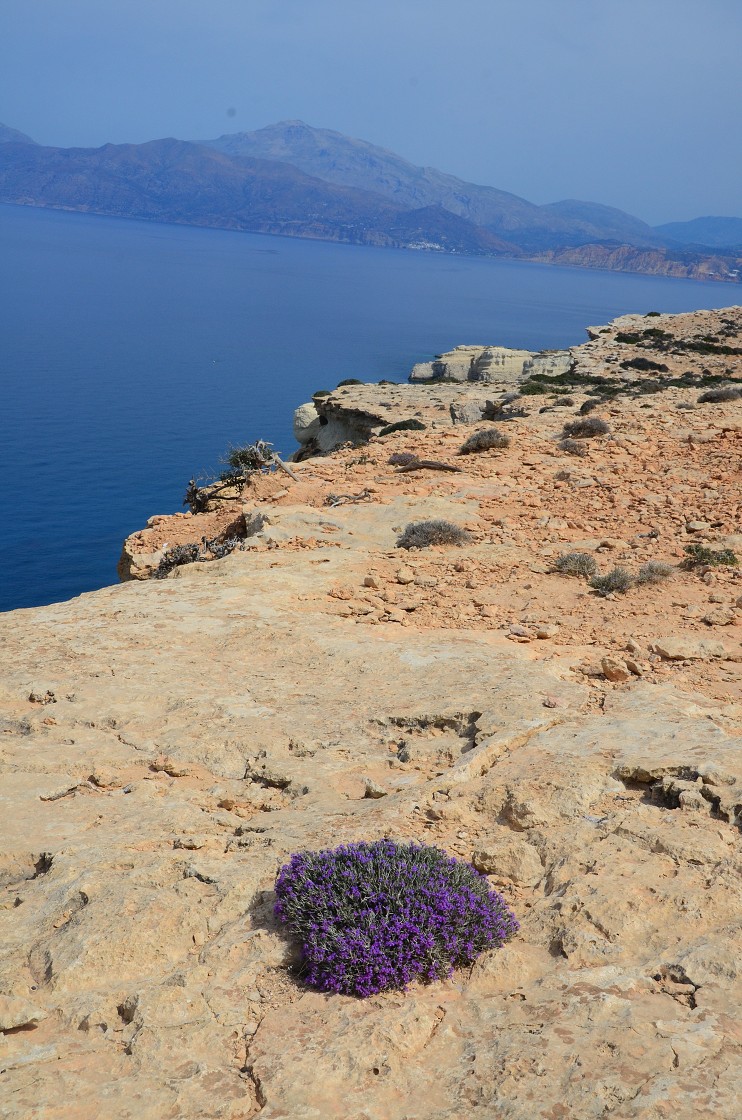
325,490,372,507
272,453,299,481
396,459,463,474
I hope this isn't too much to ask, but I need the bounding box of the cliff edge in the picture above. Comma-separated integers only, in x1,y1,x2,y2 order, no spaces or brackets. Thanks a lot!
2,308,741,1119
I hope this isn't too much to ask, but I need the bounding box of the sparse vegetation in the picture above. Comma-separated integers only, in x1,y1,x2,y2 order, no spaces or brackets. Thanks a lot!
459,428,511,454
225,441,274,473
562,417,610,439
697,386,742,403
313,389,331,397
519,380,550,395
183,441,278,512
558,438,589,457
554,469,572,482
637,560,673,585
396,520,471,550
273,840,519,996
683,544,739,568
379,419,426,436
620,357,668,372
155,534,245,579
589,567,634,596
337,378,363,386
554,551,597,578
388,452,419,466
579,398,602,414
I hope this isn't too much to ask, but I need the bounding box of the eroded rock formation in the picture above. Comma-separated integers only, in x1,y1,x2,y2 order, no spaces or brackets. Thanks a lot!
3,307,742,1119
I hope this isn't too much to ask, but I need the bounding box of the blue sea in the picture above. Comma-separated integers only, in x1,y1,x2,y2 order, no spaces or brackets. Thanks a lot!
0,203,735,613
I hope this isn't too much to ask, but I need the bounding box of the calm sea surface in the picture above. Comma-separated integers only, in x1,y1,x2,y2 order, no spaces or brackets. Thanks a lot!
0,203,735,612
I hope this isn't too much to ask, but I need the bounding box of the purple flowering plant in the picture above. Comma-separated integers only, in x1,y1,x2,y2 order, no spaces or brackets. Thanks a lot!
274,839,519,997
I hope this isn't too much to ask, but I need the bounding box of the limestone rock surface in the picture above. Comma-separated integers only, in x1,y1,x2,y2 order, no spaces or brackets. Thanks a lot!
3,306,742,1119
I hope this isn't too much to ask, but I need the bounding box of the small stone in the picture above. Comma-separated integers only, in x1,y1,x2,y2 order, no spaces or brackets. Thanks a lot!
686,521,711,532
472,839,543,886
624,658,643,676
601,656,631,682
0,995,47,1032
535,624,559,639
651,637,728,660
364,778,388,799
396,567,415,584
599,539,629,550
384,608,407,624
364,575,381,589
509,624,530,638
625,638,642,655
702,608,734,626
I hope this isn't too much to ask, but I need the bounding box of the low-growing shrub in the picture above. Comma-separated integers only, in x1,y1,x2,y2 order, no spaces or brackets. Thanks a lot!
554,551,597,578
637,560,673,585
388,452,419,466
697,386,742,404
274,839,519,996
155,543,201,578
683,544,739,568
337,378,363,386
313,389,331,397
551,396,575,408
554,469,572,482
459,428,511,454
590,566,634,596
562,417,610,439
225,441,274,473
579,398,602,415
396,520,470,549
379,419,426,437
620,357,668,373
155,534,245,578
558,438,588,457
519,381,549,395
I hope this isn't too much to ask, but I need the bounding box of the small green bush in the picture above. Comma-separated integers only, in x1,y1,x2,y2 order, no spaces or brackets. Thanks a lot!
683,544,739,568
313,389,332,397
388,452,419,466
337,378,363,386
396,520,470,550
590,567,634,596
563,417,610,439
554,551,597,578
519,381,549,395
459,428,511,454
379,419,427,437
637,560,673,585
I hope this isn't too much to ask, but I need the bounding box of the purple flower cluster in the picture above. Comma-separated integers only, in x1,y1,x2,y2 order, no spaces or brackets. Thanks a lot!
274,839,519,997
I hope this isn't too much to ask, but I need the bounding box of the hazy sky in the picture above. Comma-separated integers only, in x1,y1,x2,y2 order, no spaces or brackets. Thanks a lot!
1,0,740,224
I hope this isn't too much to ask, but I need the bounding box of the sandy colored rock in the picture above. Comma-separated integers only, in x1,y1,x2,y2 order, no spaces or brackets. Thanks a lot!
2,306,742,1119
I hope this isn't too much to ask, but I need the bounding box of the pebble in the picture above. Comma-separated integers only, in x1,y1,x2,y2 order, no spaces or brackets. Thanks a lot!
601,656,632,682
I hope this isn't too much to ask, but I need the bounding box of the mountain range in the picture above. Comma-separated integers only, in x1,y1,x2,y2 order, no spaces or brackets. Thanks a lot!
1,119,740,282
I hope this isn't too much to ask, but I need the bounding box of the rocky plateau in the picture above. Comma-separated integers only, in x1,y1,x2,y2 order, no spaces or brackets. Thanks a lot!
2,308,742,1119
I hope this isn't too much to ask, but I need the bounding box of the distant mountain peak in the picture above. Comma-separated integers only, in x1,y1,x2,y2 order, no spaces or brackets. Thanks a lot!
0,122,37,145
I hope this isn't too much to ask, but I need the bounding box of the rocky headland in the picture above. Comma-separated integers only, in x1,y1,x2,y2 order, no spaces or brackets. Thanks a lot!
2,308,741,1118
